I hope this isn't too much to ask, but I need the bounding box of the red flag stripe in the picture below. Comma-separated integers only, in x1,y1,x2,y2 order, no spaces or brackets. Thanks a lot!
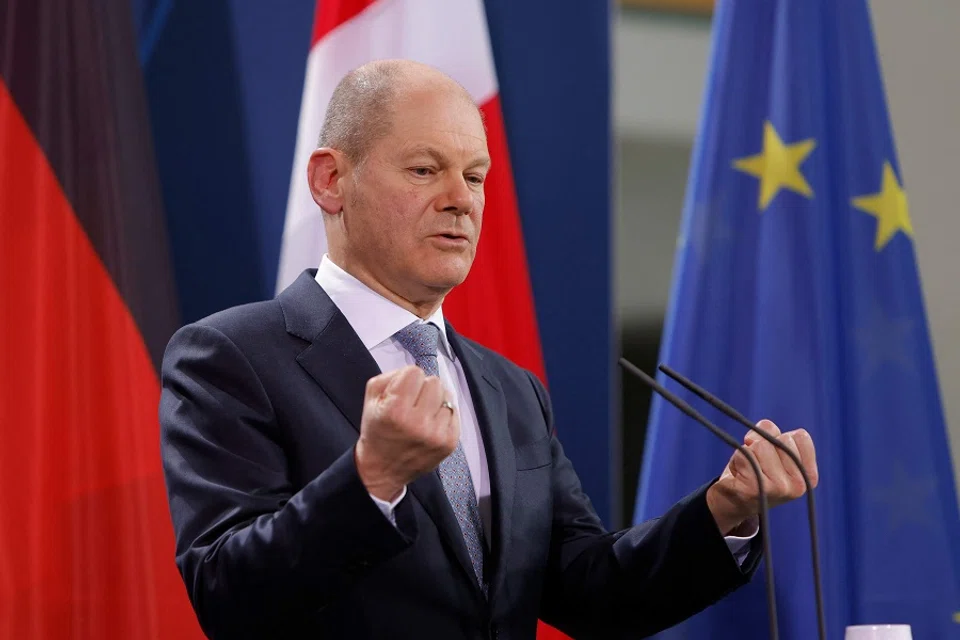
0,80,202,638
311,0,379,46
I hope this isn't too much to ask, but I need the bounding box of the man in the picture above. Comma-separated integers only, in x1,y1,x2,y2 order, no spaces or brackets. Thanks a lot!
159,59,818,639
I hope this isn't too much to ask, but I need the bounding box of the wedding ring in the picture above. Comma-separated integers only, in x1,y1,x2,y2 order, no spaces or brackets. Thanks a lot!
440,400,455,413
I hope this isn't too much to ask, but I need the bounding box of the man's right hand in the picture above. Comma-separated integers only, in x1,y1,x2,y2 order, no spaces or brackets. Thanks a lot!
355,365,459,501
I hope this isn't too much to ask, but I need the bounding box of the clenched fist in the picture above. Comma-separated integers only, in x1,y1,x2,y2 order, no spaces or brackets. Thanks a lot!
355,365,460,501
706,419,819,535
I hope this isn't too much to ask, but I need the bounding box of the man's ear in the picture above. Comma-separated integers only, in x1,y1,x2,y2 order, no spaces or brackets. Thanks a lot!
307,148,346,214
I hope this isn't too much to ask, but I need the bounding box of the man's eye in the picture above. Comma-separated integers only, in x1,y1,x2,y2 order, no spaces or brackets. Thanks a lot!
467,174,485,185
410,167,433,176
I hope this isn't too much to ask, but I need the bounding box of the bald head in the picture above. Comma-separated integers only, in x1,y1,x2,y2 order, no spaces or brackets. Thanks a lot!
317,59,481,165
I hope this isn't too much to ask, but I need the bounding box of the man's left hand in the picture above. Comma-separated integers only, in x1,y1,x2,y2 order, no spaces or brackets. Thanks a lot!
706,419,819,535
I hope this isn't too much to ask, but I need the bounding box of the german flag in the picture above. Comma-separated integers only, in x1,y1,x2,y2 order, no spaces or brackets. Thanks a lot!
0,1,203,637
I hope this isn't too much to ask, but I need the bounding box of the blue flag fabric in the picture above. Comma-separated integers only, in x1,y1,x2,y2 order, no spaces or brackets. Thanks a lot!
634,1,960,638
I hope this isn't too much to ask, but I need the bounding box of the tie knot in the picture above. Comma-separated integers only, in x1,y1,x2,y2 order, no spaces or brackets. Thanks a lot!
393,321,441,364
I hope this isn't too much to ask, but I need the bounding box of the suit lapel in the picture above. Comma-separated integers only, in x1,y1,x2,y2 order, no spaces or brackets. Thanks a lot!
447,325,515,603
277,272,486,597
278,271,380,432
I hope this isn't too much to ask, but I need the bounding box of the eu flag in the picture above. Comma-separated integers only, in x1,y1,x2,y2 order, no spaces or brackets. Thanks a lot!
633,1,960,638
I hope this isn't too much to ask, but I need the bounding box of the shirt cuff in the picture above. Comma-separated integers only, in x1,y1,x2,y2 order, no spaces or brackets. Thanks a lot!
369,486,408,527
724,518,760,566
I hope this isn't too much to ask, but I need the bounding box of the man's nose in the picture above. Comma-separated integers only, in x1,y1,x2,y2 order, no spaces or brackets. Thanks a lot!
437,175,474,215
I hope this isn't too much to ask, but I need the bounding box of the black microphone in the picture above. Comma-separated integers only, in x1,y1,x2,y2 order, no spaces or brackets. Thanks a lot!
657,363,826,640
618,358,779,640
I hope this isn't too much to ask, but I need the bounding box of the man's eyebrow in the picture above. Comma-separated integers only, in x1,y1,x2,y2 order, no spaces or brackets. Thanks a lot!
469,156,492,169
401,145,446,164
401,145,491,169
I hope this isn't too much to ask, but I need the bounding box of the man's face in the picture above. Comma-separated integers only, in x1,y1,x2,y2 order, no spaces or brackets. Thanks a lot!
339,86,490,304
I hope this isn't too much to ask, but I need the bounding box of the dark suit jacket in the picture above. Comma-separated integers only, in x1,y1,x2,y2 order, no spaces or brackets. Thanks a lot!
158,270,759,639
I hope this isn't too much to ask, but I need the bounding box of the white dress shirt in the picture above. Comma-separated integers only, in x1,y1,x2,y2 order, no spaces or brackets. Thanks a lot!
314,254,755,562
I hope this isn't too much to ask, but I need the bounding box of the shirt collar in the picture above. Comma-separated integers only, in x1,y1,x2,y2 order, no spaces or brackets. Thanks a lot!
314,254,453,359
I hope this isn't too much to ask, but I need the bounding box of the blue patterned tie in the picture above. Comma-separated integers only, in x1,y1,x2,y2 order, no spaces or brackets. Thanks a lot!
393,321,487,594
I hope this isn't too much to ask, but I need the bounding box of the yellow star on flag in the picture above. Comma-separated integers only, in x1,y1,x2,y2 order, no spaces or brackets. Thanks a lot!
954,611,960,624
851,161,913,251
733,121,816,211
